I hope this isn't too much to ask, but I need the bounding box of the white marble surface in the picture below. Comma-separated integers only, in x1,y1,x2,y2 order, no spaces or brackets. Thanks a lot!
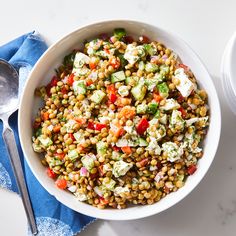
0,0,236,235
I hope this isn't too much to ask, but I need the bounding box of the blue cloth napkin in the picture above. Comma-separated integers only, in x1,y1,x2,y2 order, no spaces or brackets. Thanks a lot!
0,32,95,236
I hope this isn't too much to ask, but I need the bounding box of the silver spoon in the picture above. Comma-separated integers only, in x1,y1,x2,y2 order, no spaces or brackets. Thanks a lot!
0,59,38,235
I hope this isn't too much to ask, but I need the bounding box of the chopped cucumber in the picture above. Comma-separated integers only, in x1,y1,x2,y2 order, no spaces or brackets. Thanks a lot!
160,65,169,75
147,102,158,114
73,81,86,95
139,138,148,147
131,79,147,101
114,28,126,40
32,143,44,153
38,135,52,148
153,73,165,82
138,61,145,70
81,154,96,172
136,104,148,114
143,44,157,56
111,70,126,83
145,78,159,91
35,128,42,137
145,62,159,73
154,109,161,118
87,84,96,90
96,141,107,157
125,76,138,86
90,90,106,104
68,150,79,160
157,82,169,98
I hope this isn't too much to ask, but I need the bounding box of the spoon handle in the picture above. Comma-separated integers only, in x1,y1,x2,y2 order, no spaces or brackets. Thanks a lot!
2,124,38,235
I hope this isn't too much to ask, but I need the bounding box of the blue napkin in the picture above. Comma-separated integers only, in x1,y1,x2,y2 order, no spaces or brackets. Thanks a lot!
0,32,95,236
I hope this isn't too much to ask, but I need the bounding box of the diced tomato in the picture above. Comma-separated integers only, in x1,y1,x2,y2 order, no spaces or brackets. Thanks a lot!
53,124,61,133
99,197,109,205
112,146,121,152
123,35,134,44
110,122,124,137
178,107,187,118
164,185,170,194
67,73,75,86
107,84,116,94
74,117,86,125
49,76,58,87
54,152,65,160
179,63,189,71
86,79,93,86
98,165,105,177
90,56,99,69
138,158,149,167
177,94,185,103
121,146,132,154
136,118,149,135
94,123,107,131
139,35,150,44
153,93,162,103
109,57,120,69
187,164,197,175
87,121,95,130
90,171,99,179
61,86,67,94
118,106,136,119
46,168,57,179
55,179,67,189
42,112,49,121
109,93,117,103
69,133,76,141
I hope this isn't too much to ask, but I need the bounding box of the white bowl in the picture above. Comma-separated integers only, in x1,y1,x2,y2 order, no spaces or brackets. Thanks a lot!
18,20,221,220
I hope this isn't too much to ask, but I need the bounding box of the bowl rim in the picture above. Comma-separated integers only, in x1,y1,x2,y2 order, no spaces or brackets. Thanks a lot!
18,19,221,220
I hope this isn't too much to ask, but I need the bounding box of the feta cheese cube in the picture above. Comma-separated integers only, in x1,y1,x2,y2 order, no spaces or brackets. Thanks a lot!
112,160,133,178
174,68,195,97
160,99,180,110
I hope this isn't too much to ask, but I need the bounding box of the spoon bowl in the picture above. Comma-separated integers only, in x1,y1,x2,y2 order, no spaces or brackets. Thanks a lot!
0,59,18,115
0,59,37,235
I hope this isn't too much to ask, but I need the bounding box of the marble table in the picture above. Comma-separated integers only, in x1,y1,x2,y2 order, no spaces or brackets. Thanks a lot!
0,0,236,235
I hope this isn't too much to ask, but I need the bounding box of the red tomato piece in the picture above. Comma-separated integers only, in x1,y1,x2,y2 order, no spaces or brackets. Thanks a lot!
50,76,58,87
136,118,149,135
109,57,120,69
87,121,95,130
178,107,187,118
121,146,132,154
67,73,75,86
99,197,109,205
98,165,105,177
46,168,57,179
69,133,76,141
187,165,197,175
123,35,134,44
94,123,107,131
54,152,65,160
107,84,116,94
109,93,117,103
55,179,67,189
139,35,150,44
61,86,67,94
179,63,189,71
112,146,121,152
86,79,94,86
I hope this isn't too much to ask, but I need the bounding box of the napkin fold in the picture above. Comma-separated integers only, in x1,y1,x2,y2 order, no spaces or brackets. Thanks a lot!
0,32,95,236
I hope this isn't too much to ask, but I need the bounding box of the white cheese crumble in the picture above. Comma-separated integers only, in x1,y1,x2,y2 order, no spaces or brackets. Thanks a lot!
160,99,180,110
174,68,195,97
162,142,183,162
146,137,161,155
112,160,133,178
114,186,130,196
124,44,145,65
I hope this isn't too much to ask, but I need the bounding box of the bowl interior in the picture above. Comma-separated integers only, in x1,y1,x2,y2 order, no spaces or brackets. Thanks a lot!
18,20,221,220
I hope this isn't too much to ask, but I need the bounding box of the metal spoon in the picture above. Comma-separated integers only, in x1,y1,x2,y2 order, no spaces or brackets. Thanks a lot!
0,59,38,235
